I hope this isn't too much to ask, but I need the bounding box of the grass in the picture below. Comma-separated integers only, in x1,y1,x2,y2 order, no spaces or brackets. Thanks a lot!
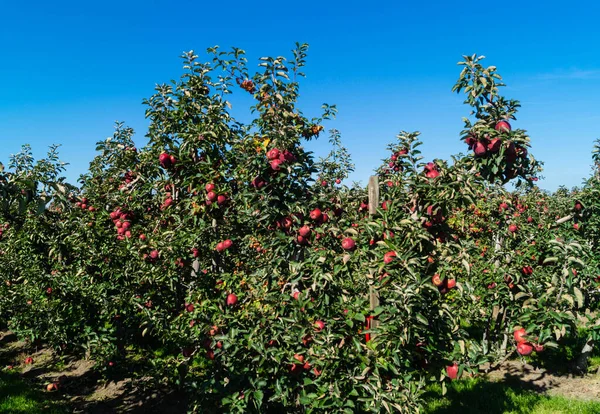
0,370,67,414
423,377,600,414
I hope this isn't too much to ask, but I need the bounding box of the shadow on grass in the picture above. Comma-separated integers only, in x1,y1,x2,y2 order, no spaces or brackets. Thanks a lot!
0,370,67,414
423,376,600,414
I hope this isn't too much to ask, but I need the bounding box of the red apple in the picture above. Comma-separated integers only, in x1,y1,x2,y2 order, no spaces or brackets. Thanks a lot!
309,208,322,221
223,239,233,249
185,303,194,312
46,382,59,392
341,237,356,251
517,342,533,356
267,148,281,160
226,293,238,306
383,251,397,264
159,152,172,168
205,183,215,192
487,138,502,153
513,327,527,343
270,159,282,171
495,120,511,133
508,224,518,233
473,141,487,156
299,225,311,237
149,250,159,260
446,363,459,380
431,274,444,287
314,320,325,331
446,279,456,289
217,195,228,205
207,191,217,202
24,357,33,365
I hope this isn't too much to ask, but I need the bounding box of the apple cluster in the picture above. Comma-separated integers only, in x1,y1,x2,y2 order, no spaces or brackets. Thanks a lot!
204,183,228,206
159,152,178,169
266,147,296,172
110,208,134,240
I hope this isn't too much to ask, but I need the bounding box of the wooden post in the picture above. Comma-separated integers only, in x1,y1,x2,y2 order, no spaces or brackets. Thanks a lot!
367,176,380,338
368,176,380,216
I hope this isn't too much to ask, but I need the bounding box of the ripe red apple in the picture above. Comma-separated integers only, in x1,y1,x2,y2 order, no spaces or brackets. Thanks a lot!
223,239,233,249
280,149,296,162
270,159,282,171
575,202,583,211
169,155,177,166
205,183,215,192
431,274,444,287
527,216,533,223
226,293,238,306
215,242,225,252
149,250,159,260
299,225,311,237
185,303,194,312
517,342,533,356
383,251,397,264
207,191,217,202
314,320,325,331
297,235,308,245
446,363,459,380
159,152,172,168
534,344,544,353
508,224,518,233
267,148,281,161
513,327,527,343
309,208,322,221
495,120,511,133
335,179,341,184
46,382,59,392
473,141,487,156
341,237,356,251
424,162,440,178
293,354,304,363
251,176,266,189
292,291,301,300
217,195,228,205
24,357,33,365
446,279,456,289
487,138,502,153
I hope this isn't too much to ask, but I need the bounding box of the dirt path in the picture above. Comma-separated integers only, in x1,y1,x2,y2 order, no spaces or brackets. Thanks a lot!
0,331,186,413
485,360,600,401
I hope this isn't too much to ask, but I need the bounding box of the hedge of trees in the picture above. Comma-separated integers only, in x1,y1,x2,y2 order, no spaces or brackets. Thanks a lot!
1,45,599,413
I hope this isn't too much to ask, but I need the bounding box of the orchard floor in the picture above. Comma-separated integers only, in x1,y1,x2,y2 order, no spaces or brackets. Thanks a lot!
2,331,600,413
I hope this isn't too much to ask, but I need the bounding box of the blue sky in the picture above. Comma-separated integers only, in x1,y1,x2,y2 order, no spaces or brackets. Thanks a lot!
1,1,599,190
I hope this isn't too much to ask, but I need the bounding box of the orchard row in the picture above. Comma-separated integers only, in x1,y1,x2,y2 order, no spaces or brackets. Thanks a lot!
1,46,599,413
